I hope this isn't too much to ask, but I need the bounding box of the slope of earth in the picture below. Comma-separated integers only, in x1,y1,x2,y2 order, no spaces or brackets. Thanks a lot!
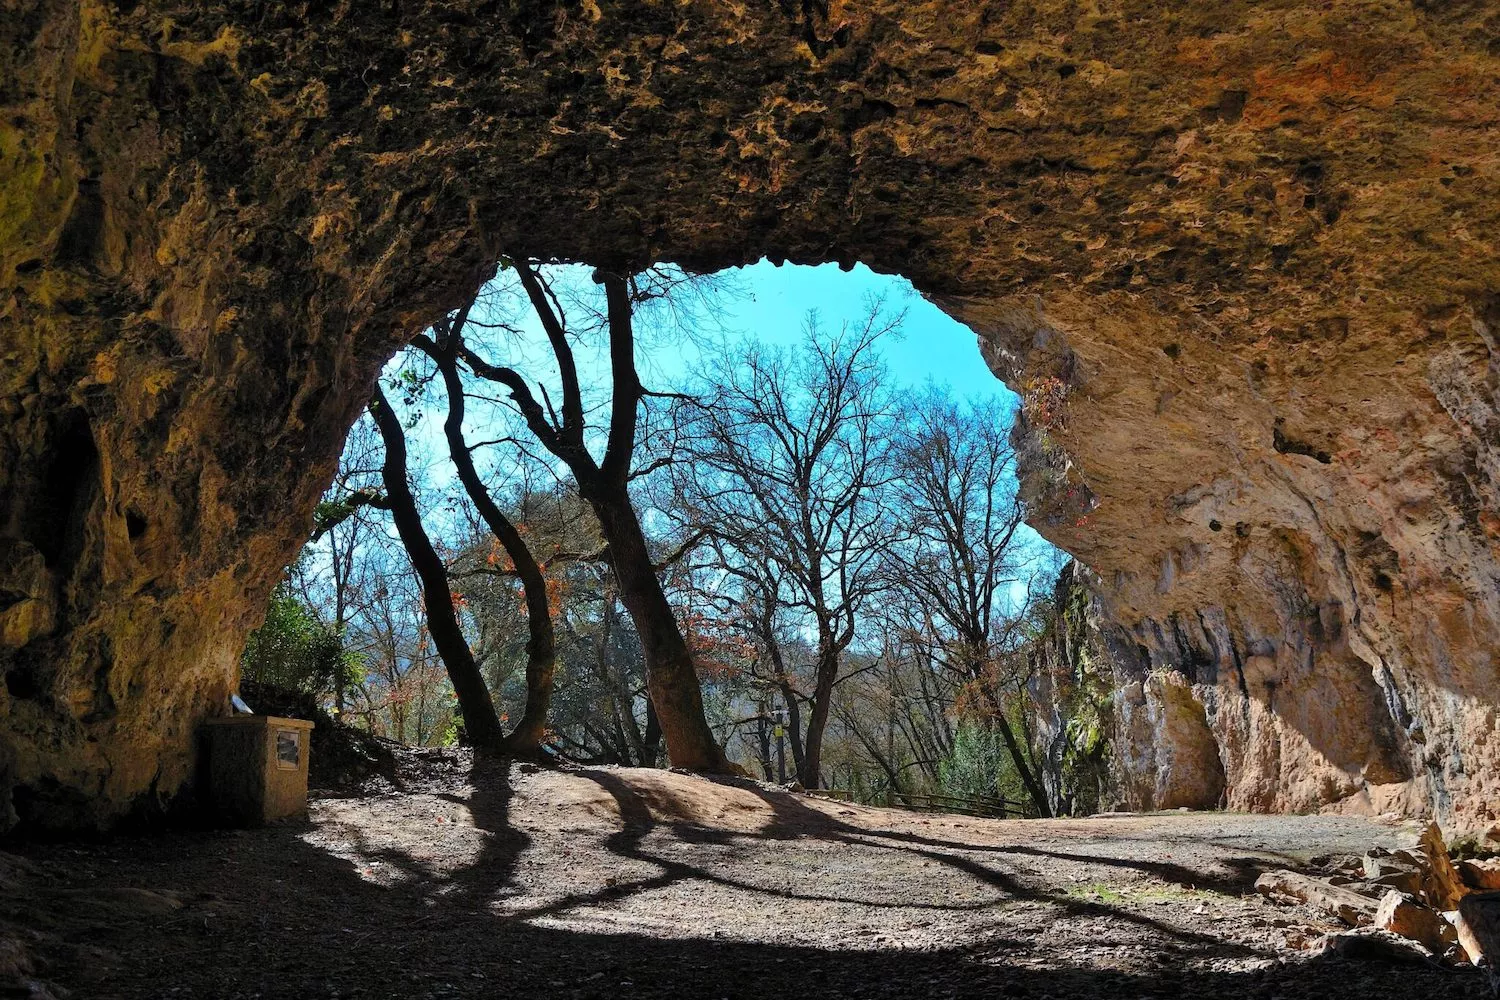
1,753,1484,999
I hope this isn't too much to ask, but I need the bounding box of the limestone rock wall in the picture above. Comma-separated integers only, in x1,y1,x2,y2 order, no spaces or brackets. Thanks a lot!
1028,561,1228,816
2,0,1498,830
994,293,1500,828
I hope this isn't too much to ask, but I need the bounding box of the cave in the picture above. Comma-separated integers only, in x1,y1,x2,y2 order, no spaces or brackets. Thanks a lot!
1,0,1498,845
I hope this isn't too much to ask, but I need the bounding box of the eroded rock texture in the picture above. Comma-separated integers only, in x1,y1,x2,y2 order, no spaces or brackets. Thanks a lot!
1029,562,1229,817
2,0,1497,830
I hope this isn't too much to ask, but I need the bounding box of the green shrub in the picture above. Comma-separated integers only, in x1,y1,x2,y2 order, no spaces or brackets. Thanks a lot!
940,718,1026,804
241,583,360,698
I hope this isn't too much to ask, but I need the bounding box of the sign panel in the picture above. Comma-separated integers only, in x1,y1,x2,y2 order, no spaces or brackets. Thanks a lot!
276,729,301,770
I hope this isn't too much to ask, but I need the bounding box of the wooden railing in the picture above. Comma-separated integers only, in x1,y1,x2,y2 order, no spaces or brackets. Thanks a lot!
803,787,1027,818
882,790,1026,819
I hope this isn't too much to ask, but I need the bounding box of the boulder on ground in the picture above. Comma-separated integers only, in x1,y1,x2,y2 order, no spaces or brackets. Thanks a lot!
1419,822,1467,911
1363,854,1424,894
1458,859,1500,892
1373,870,1425,894
1456,892,1500,985
1255,870,1378,926
1374,890,1450,953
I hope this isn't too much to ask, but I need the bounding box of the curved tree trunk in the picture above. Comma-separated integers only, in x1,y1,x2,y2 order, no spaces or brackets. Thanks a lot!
369,387,504,748
459,266,735,773
587,489,732,772
424,336,555,755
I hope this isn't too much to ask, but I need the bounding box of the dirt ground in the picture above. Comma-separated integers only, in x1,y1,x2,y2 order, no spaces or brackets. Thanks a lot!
2,749,1486,998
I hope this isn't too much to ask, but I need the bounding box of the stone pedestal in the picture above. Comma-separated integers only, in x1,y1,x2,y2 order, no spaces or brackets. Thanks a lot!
203,716,315,825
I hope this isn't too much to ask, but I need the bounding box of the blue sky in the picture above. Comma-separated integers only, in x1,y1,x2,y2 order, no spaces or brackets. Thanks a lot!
665,260,1014,408
383,259,1051,581
393,259,1021,465
429,259,1018,415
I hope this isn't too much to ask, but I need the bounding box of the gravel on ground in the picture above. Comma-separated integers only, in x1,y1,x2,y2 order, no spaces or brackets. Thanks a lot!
2,748,1484,999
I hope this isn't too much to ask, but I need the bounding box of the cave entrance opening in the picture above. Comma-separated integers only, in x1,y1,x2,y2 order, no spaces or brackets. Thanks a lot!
259,258,1061,814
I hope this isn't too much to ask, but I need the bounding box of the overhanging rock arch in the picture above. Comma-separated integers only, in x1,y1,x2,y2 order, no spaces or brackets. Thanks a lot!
1,0,1496,831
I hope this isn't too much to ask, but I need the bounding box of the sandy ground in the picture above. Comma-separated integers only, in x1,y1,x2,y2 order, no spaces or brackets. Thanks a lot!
2,749,1486,998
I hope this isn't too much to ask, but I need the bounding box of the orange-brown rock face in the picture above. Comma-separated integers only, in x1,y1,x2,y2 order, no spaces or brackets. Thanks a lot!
1,0,1497,831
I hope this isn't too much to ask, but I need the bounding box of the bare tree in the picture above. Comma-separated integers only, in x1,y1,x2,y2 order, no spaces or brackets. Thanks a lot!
368,385,506,747
292,416,384,714
831,634,958,798
455,485,666,767
673,305,902,788
457,261,733,773
410,300,558,756
892,392,1051,815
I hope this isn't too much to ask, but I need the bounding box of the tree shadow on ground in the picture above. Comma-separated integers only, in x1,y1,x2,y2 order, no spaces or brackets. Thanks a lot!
716,779,1300,888
433,751,532,907
744,781,1300,895
561,771,1262,958
303,749,531,912
9,762,1484,1000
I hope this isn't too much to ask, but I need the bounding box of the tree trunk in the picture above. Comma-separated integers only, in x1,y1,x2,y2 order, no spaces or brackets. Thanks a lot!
777,681,807,781
760,617,807,781
586,488,733,772
369,387,504,747
428,342,555,754
641,696,663,767
459,267,731,773
599,595,648,765
330,530,348,714
992,713,1050,817
756,710,774,782
976,683,1051,817
798,639,840,789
